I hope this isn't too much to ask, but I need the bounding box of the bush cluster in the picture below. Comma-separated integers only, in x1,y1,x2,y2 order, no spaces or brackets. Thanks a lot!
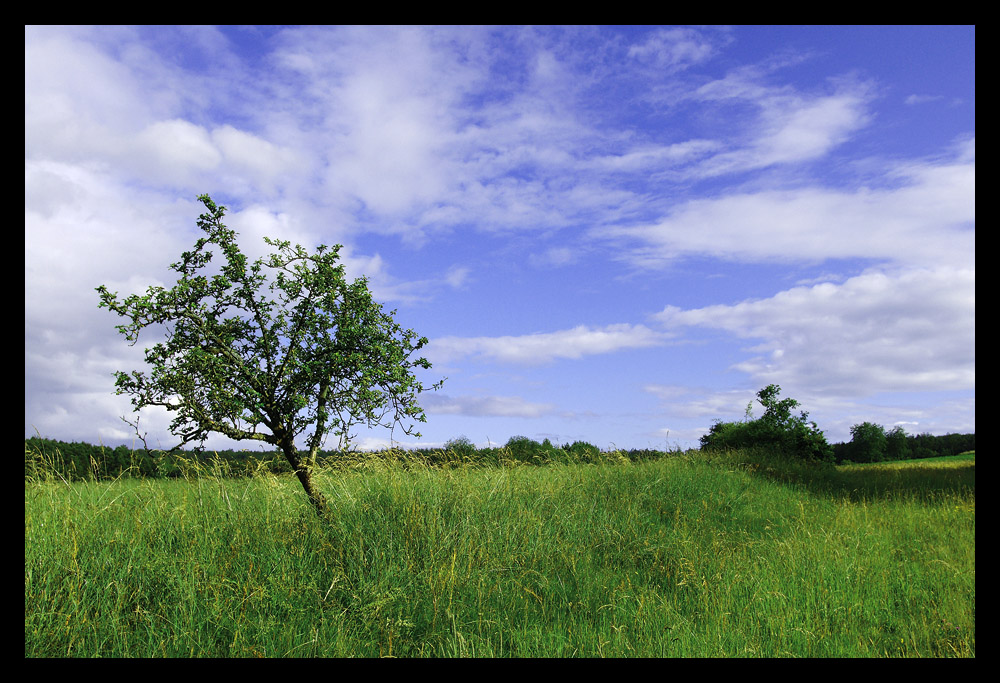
698,384,974,465
700,384,834,462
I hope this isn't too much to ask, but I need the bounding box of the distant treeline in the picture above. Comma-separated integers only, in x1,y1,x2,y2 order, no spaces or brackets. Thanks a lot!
25,436,296,482
24,435,670,483
831,431,975,464
25,430,975,482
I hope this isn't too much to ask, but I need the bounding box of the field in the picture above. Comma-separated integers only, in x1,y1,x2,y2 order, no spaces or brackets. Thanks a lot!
24,449,975,657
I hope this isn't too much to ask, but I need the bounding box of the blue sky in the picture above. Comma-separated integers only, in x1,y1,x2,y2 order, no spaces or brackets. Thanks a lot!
25,26,975,451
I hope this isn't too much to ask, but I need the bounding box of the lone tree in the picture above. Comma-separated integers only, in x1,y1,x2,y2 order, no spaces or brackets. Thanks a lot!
97,194,443,517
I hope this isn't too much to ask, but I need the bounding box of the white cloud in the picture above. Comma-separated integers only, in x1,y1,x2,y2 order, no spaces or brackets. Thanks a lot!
644,384,759,420
264,26,481,221
905,94,945,105
133,119,222,183
752,91,870,165
603,143,975,269
529,246,578,267
428,324,665,365
211,125,302,193
25,27,159,161
627,27,720,70
654,266,975,397
26,27,311,201
445,266,472,289
691,83,873,176
587,140,722,173
422,394,558,418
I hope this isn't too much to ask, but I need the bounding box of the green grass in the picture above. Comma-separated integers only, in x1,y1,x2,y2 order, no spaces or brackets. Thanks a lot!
25,450,974,657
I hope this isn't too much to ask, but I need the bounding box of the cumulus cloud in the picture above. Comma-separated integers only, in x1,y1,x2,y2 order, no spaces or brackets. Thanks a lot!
133,119,222,185
25,27,161,161
654,266,975,397
210,125,302,193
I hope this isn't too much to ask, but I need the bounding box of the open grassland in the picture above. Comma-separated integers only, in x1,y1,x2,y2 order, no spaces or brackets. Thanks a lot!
25,450,974,657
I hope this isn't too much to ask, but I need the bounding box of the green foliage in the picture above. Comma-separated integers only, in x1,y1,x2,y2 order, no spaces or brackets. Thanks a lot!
96,195,443,514
500,437,606,465
885,426,911,461
700,384,833,461
848,421,888,463
566,440,601,462
25,436,295,483
908,432,975,459
504,436,545,463
699,420,756,451
27,434,693,482
29,427,970,483
444,435,475,452
833,430,972,464
444,435,477,460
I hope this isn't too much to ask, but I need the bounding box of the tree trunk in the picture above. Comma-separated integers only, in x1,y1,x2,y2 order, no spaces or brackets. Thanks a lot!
294,465,330,518
279,439,330,518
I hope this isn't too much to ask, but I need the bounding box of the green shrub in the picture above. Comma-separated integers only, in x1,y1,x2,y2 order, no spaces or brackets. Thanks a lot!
563,440,592,461
444,436,478,459
700,385,833,462
504,436,545,463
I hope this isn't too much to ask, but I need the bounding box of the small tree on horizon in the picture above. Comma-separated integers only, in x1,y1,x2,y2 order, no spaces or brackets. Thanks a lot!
848,421,889,463
885,425,911,461
97,194,443,517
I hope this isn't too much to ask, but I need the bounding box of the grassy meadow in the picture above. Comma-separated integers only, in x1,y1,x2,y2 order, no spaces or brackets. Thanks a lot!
25,447,975,657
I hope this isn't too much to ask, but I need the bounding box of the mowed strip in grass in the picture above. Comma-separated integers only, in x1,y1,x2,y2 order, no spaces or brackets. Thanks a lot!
25,451,975,657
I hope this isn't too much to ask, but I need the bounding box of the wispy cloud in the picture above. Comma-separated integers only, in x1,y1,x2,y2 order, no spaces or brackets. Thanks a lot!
905,93,945,105
600,139,974,269
428,324,665,366
422,393,559,418
626,27,724,71
686,72,874,176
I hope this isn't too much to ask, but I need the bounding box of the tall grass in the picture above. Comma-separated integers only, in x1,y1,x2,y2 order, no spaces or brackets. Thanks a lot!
25,446,974,657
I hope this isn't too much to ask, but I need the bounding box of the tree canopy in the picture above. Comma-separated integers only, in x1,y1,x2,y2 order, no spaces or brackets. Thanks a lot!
97,194,443,515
